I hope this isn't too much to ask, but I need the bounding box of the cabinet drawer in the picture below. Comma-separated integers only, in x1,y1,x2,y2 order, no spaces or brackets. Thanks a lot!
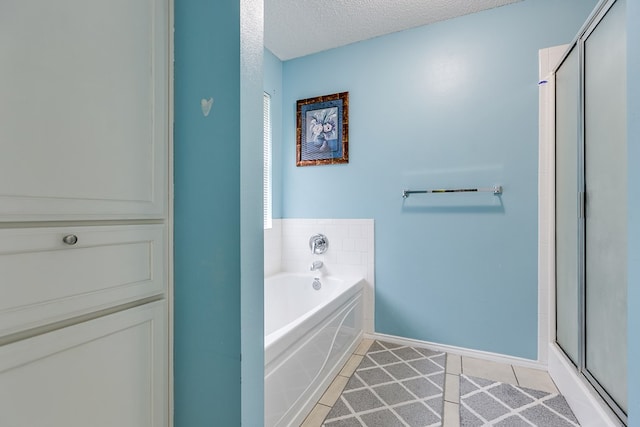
0,301,167,427
0,225,165,337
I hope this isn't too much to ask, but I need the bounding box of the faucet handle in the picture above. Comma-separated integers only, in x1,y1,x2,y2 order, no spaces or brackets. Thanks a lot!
309,234,329,254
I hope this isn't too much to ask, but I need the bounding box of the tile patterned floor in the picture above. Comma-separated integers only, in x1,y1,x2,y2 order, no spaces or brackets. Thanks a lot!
322,340,446,426
300,339,580,427
459,375,579,427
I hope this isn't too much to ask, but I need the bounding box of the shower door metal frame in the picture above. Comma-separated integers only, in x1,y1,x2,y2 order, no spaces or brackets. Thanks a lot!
553,0,627,423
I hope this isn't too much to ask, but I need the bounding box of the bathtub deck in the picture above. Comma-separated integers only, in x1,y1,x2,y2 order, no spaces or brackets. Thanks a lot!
301,339,579,427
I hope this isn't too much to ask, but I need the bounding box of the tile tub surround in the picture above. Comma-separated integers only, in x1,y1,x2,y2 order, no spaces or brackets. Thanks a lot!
302,339,574,427
264,219,283,277
265,219,375,332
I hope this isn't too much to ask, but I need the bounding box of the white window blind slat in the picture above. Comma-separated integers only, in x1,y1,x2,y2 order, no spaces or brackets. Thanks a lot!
263,93,272,229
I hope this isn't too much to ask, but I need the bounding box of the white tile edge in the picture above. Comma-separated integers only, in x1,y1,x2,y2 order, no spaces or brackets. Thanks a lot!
548,345,623,427
366,332,545,370
538,46,552,366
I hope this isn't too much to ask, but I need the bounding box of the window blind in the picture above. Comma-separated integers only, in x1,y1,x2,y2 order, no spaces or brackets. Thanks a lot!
263,92,272,229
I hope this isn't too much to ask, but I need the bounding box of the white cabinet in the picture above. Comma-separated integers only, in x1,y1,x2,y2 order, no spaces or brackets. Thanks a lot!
0,302,167,427
0,0,171,425
0,225,166,337
0,0,168,220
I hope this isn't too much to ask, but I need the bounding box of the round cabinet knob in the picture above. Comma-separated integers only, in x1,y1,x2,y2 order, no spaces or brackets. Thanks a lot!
62,234,78,245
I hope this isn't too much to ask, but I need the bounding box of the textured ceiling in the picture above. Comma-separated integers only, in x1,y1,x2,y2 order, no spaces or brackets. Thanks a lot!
265,0,521,60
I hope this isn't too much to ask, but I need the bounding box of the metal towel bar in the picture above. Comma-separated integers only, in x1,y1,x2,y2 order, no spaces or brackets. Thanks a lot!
402,185,502,199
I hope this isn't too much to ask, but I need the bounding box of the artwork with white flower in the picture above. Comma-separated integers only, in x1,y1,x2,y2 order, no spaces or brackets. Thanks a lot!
306,107,338,152
296,92,349,166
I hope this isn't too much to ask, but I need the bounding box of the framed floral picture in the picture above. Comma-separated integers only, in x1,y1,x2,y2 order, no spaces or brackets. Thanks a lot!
296,92,349,166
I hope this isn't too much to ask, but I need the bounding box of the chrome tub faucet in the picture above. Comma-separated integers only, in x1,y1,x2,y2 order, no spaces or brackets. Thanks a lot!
310,260,323,271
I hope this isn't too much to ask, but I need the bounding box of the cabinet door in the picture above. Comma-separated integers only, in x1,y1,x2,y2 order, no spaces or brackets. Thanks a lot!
0,0,168,220
0,302,167,427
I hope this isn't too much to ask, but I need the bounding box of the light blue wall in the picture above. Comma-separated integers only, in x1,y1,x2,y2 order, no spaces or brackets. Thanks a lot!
627,0,639,424
174,0,263,425
240,2,265,426
264,48,283,218
279,0,596,359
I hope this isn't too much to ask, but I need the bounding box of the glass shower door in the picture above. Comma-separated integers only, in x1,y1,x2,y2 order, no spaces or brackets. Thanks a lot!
555,46,580,365
554,0,628,421
583,0,627,414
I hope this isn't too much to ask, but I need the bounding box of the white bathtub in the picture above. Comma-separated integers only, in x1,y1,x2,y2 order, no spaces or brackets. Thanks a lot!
264,273,364,427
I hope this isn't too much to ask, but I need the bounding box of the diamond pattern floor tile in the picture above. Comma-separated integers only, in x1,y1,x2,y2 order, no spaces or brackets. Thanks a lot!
315,340,580,427
373,382,415,405
459,374,580,426
322,341,446,427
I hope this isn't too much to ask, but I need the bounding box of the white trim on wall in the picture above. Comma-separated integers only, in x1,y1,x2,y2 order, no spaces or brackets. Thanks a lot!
538,45,567,366
367,332,545,370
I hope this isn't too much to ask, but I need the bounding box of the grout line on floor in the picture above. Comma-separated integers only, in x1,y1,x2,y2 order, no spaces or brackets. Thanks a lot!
444,373,460,404
318,375,349,407
300,403,332,427
443,401,460,427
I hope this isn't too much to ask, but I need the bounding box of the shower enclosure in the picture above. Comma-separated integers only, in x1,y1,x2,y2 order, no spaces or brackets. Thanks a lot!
555,0,627,423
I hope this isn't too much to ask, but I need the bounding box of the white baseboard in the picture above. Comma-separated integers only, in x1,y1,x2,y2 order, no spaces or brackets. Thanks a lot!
366,332,545,370
548,345,623,427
